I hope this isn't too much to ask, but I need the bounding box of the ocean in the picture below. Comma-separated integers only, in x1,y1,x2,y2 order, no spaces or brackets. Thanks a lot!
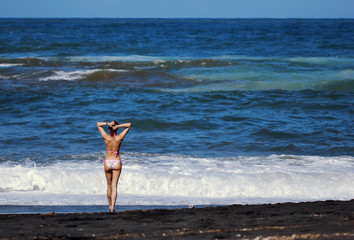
0,19,353,213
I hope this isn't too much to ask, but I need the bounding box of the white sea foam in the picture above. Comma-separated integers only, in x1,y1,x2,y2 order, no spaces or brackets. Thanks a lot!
39,69,101,81
105,69,130,72
38,68,129,81
0,153,353,205
0,63,23,67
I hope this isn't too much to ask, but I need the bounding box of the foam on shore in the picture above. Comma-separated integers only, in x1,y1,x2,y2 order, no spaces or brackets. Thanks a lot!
1,153,353,206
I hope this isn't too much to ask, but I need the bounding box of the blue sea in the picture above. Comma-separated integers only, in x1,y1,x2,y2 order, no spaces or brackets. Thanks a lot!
0,19,353,213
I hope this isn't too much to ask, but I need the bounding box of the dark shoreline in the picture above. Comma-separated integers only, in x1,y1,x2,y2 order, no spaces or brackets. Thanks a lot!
0,200,353,239
0,204,202,215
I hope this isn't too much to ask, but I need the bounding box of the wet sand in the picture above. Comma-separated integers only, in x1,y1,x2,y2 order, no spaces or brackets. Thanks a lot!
0,200,353,239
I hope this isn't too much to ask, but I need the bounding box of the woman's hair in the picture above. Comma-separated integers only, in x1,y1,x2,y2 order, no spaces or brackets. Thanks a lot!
108,120,119,136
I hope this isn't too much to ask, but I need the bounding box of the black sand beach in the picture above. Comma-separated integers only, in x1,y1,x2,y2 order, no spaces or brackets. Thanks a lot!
0,200,353,239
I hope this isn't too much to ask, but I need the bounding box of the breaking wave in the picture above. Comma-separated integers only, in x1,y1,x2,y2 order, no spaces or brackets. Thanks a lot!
0,153,353,205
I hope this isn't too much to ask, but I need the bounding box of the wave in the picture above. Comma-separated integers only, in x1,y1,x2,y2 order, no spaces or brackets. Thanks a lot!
0,63,24,68
38,69,129,81
39,69,101,81
1,55,353,91
38,55,354,67
41,55,172,63
2,55,353,67
287,57,354,66
214,56,354,66
167,79,354,93
0,153,353,205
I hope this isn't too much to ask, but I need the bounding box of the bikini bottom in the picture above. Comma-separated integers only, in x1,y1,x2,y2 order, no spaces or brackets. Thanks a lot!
104,159,122,169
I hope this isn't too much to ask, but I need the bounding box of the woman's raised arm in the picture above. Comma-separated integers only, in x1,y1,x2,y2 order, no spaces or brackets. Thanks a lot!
115,123,132,139
114,123,131,129
97,122,110,128
97,122,110,138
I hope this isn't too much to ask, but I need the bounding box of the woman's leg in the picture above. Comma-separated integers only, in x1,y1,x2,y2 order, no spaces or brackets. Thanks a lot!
110,168,122,212
104,166,113,212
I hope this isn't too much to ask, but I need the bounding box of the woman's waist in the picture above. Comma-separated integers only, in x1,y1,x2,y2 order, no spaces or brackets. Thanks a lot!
103,158,123,164
105,152,120,159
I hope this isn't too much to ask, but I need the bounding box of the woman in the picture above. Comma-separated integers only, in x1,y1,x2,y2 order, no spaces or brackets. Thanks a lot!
97,120,131,213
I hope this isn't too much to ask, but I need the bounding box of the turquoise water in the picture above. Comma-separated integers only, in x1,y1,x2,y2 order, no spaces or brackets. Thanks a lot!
0,19,353,208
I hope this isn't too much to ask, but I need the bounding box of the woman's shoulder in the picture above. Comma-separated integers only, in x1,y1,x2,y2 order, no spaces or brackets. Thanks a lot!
114,135,123,142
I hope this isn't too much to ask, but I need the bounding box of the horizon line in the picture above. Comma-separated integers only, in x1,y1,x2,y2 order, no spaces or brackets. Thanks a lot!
1,17,353,19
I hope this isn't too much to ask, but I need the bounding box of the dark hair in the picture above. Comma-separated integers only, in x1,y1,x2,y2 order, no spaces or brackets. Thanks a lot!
108,120,119,137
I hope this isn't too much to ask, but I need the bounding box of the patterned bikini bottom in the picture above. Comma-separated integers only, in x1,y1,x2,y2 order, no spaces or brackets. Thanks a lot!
104,159,122,169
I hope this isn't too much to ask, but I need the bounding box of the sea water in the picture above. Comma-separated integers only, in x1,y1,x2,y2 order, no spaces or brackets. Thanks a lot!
0,19,353,212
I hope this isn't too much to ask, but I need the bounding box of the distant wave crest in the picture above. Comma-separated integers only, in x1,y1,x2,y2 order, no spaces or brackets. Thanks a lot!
1,56,353,92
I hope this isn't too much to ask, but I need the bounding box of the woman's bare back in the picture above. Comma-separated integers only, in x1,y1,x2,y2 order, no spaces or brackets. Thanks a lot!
105,135,123,159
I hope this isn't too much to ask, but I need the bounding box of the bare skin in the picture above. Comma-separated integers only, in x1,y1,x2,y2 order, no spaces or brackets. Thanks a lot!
97,121,131,213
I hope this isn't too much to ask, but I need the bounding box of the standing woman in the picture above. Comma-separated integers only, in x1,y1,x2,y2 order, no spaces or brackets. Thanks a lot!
97,120,132,212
